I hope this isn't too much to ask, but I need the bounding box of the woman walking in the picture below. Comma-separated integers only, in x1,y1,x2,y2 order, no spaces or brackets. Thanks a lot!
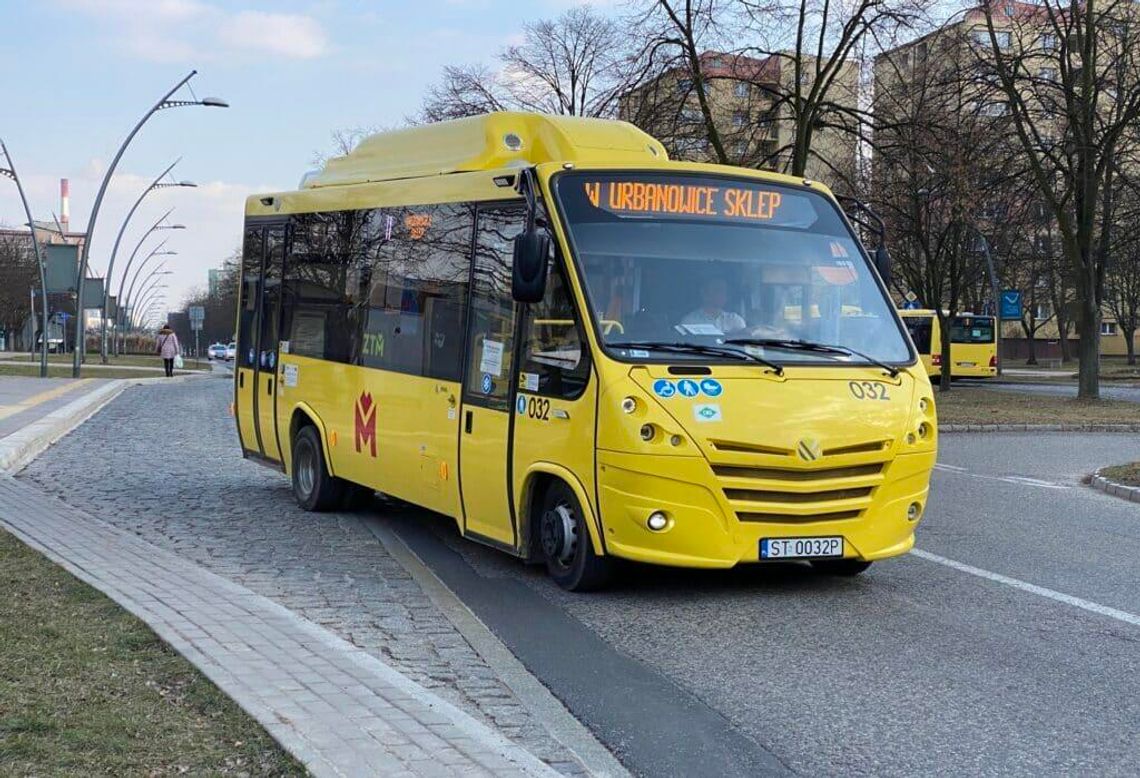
156,324,180,378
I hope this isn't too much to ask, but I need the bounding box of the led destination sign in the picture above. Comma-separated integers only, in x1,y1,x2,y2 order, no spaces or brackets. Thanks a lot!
581,178,809,224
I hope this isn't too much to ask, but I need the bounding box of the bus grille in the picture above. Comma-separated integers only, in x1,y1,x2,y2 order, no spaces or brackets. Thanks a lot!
709,445,889,524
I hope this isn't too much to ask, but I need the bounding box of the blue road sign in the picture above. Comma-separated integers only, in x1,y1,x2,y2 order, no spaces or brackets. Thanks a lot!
1000,290,1022,321
901,300,922,310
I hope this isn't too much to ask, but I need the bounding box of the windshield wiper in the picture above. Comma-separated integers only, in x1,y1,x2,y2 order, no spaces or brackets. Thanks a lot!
723,338,899,378
610,340,783,376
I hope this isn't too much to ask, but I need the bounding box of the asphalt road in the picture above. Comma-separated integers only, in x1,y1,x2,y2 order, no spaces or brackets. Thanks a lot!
389,432,1140,777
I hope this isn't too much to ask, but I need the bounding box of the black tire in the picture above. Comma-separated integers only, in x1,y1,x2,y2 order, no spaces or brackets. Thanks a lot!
537,481,614,591
291,425,343,511
810,559,873,577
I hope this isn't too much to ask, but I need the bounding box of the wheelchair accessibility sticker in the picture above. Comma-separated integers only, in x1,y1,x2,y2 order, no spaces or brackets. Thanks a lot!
653,379,676,398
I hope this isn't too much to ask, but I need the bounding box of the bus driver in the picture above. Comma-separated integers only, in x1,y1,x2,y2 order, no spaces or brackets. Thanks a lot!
681,277,746,334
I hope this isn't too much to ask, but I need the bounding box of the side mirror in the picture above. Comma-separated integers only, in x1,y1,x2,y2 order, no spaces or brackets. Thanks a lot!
512,230,550,304
874,243,892,286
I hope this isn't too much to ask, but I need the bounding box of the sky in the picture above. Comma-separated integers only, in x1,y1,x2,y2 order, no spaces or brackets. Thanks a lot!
0,0,610,319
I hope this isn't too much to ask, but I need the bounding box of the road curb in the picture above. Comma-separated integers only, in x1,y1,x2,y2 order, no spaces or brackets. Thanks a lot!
364,517,631,778
1089,469,1140,503
0,380,129,474
940,423,1140,434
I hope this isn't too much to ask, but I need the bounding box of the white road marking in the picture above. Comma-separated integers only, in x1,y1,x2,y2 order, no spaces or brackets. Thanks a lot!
933,463,1070,490
911,548,1140,628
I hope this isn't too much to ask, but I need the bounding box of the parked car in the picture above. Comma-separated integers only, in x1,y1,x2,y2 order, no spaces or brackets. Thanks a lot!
225,342,236,361
207,343,227,360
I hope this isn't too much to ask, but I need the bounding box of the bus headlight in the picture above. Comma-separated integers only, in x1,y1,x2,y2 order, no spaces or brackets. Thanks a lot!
640,424,656,441
621,396,638,414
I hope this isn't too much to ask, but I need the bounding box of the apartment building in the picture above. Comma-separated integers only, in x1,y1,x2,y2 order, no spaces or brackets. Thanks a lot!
619,51,860,184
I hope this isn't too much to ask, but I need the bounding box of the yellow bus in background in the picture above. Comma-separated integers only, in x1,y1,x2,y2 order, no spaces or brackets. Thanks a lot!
899,309,997,379
234,113,936,591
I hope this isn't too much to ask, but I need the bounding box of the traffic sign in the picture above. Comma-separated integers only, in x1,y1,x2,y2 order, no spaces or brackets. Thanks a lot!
901,300,921,310
1000,290,1022,321
189,306,205,332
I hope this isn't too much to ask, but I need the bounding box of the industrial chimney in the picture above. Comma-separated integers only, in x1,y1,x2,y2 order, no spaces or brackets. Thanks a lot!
60,178,70,232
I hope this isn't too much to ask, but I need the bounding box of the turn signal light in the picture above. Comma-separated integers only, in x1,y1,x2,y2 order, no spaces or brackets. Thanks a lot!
990,354,998,368
932,354,942,366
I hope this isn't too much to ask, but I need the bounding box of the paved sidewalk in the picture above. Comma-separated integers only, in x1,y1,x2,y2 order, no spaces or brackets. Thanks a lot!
0,475,557,778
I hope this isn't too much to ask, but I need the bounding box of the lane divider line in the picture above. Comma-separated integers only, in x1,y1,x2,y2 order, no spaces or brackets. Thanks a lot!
911,548,1140,628
933,463,1070,490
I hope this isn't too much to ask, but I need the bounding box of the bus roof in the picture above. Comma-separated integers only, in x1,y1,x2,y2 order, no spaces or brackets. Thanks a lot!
305,112,669,189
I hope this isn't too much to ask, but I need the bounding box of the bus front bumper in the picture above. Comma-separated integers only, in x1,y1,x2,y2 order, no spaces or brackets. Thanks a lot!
596,450,935,569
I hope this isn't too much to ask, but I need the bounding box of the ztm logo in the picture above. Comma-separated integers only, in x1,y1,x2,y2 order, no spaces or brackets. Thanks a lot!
355,391,377,457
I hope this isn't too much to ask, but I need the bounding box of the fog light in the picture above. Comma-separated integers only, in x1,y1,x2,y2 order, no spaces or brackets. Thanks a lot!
906,432,916,445
907,502,922,521
918,398,930,414
621,396,637,414
670,434,683,447
918,422,931,439
640,424,655,441
647,511,668,531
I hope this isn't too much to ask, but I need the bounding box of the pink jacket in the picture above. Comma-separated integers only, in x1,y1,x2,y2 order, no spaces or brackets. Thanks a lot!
157,331,180,359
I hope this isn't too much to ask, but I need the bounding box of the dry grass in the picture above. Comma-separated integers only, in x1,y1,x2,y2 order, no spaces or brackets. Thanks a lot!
0,365,201,379
935,388,1140,426
0,529,304,776
1100,462,1140,487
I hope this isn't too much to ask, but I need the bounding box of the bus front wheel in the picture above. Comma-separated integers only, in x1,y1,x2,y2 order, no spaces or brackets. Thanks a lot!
291,425,343,511
538,481,614,592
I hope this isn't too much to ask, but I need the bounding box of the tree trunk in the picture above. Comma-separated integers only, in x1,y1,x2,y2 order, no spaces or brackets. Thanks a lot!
1124,327,1136,366
1076,294,1100,399
1026,330,1037,365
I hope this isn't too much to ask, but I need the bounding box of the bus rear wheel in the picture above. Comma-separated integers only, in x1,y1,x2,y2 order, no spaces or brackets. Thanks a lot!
291,425,343,511
810,559,872,576
538,481,613,592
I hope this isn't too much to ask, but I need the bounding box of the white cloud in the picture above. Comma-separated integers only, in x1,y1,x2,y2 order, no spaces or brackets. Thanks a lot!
217,11,329,60
55,1,330,62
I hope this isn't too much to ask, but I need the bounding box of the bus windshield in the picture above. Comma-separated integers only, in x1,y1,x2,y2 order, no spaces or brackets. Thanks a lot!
553,172,912,365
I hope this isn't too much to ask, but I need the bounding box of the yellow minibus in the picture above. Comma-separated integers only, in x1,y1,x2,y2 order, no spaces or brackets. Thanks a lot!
899,309,997,379
234,113,935,590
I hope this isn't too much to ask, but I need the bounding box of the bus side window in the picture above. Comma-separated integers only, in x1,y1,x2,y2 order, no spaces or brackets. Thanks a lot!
522,262,591,399
237,226,263,367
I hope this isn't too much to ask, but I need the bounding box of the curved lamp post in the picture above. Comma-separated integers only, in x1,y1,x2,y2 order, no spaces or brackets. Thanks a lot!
100,162,195,363
120,250,175,352
133,287,169,331
137,298,168,330
0,139,50,377
112,208,183,355
132,274,171,326
72,69,227,377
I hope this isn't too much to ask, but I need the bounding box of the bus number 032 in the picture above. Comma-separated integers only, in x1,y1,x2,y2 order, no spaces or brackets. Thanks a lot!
849,381,890,401
526,397,551,420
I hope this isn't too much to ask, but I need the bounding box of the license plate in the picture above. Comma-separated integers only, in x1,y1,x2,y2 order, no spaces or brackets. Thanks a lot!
760,536,844,559
957,361,975,367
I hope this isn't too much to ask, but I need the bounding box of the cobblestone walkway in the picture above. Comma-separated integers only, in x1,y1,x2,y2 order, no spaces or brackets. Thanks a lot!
0,475,556,777
19,378,587,774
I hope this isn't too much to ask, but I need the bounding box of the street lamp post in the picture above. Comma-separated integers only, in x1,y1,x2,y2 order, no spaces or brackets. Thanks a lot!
132,274,171,326
112,208,183,355
100,162,195,363
968,227,1003,377
136,297,167,330
0,139,50,377
133,286,169,331
120,251,175,353
71,69,227,377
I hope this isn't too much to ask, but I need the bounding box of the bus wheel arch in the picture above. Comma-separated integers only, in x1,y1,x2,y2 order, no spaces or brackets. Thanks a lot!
521,466,614,591
288,405,335,478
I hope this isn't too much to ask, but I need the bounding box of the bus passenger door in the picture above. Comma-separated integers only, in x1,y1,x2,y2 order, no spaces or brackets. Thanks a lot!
235,226,263,456
253,226,285,462
459,207,522,549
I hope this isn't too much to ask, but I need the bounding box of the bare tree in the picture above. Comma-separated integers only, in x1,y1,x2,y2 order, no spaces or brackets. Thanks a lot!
979,0,1140,397
0,231,38,350
418,6,645,123
873,21,1025,389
